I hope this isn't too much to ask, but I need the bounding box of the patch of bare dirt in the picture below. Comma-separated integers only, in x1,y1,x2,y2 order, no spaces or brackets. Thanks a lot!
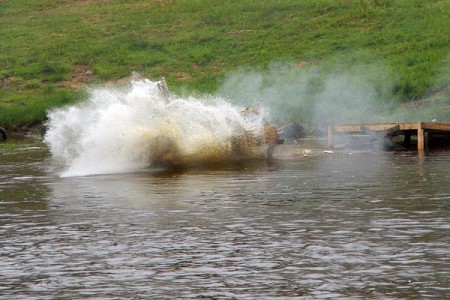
175,72,191,80
1,73,15,88
59,65,94,89
293,61,310,68
228,30,254,36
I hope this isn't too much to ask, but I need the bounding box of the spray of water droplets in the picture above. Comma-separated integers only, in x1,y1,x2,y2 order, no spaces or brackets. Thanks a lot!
44,79,268,177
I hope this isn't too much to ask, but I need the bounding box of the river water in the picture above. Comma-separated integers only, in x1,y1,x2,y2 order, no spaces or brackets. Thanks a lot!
1,136,449,299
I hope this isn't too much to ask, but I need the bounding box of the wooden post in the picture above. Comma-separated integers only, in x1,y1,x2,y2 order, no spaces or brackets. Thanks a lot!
417,122,425,151
328,126,334,148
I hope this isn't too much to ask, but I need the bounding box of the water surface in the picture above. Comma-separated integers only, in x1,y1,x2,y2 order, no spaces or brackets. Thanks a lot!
1,137,449,299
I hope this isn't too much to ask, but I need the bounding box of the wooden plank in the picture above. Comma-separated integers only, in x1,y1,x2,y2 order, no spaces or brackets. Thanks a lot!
361,124,400,135
421,122,450,131
332,124,362,133
398,123,418,130
362,123,404,132
332,123,420,133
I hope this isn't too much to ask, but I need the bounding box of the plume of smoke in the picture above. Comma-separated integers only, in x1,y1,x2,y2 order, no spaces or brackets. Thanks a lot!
219,52,450,129
218,57,398,131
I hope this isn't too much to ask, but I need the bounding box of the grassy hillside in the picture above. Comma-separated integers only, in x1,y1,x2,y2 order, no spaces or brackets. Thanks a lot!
1,0,449,128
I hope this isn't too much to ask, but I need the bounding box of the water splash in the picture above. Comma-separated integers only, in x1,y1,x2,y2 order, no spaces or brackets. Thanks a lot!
44,79,268,177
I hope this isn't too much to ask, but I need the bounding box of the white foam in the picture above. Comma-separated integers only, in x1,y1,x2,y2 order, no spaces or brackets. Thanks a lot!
44,79,267,177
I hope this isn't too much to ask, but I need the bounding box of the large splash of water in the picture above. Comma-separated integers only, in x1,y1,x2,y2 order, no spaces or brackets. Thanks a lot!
44,79,268,177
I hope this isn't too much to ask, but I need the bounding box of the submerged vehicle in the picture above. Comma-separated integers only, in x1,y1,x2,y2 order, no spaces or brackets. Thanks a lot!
150,78,282,167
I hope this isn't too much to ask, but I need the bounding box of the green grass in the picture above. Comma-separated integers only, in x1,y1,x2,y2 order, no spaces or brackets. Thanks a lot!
0,89,82,128
0,0,449,128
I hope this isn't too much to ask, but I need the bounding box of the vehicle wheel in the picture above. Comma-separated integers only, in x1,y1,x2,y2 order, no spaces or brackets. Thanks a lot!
0,127,7,141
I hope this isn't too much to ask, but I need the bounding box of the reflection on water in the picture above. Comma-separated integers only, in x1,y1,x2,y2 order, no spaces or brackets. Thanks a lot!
1,138,449,299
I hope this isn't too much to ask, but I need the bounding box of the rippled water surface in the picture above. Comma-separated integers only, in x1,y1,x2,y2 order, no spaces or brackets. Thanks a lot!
1,137,449,299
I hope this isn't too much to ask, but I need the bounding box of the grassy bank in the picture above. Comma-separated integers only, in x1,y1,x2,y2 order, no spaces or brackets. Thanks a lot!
1,0,449,128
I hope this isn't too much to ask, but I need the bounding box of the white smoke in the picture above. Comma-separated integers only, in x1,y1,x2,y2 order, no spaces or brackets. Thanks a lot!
218,58,396,129
218,53,450,130
44,79,267,177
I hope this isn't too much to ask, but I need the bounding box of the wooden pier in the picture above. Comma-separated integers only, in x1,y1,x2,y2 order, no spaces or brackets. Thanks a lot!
328,122,450,151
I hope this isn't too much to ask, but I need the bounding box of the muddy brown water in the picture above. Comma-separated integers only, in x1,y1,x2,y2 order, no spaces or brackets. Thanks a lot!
1,136,449,299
